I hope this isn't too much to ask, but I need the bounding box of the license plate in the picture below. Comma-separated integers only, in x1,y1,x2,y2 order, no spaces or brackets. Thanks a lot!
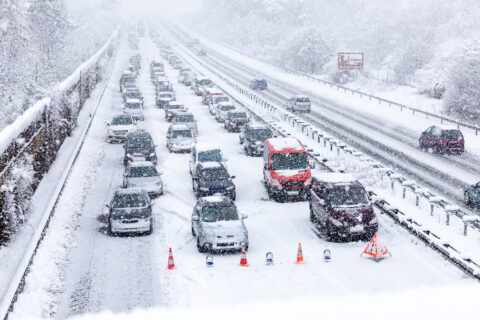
287,191,299,196
350,225,364,233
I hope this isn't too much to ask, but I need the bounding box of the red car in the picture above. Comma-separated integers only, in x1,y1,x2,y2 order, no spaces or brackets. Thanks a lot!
419,126,464,154
308,172,377,241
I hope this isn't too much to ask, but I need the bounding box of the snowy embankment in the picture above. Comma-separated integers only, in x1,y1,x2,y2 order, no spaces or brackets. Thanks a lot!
0,32,119,318
174,40,480,277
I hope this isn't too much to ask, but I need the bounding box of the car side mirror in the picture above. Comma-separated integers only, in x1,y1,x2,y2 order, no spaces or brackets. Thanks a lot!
310,161,316,169
106,123,110,126
192,214,199,221
241,214,248,219
230,175,236,179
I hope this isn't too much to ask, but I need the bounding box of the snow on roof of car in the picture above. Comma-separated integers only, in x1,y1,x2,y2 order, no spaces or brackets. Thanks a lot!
267,138,303,151
126,98,141,103
197,76,210,81
168,102,184,106
129,161,156,168
294,95,309,99
248,124,268,130
194,143,221,152
115,188,148,195
312,172,357,184
217,102,234,107
157,91,173,95
203,195,231,203
200,161,223,169
170,124,190,131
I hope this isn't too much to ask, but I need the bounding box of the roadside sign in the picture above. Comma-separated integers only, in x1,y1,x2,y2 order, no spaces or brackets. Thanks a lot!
338,52,364,70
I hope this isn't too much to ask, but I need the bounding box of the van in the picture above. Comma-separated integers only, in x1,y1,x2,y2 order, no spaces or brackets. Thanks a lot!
263,138,312,201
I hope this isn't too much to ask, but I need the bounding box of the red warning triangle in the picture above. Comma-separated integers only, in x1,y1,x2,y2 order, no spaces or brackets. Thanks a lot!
362,234,391,259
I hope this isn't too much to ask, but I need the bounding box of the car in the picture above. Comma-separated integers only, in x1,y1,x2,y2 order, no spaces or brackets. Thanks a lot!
123,90,144,106
124,98,144,121
250,78,267,90
239,124,273,156
150,61,164,69
121,81,136,94
156,82,174,94
192,162,236,200
107,114,137,143
286,95,311,113
202,89,223,105
308,172,378,241
189,143,225,176
194,77,214,95
419,126,465,154
213,102,236,121
106,189,153,236
191,196,248,253
263,138,313,201
164,102,188,121
166,124,196,153
124,131,157,165
119,75,135,92
171,111,198,136
464,182,480,206
224,111,250,132
156,91,175,108
123,161,163,197
181,72,196,86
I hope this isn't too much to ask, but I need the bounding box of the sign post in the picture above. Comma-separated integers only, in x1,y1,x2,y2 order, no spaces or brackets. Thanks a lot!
338,52,364,71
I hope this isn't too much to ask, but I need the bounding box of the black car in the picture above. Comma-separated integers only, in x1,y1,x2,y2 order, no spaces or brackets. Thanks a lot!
224,111,250,132
239,124,273,156
192,162,236,200
123,131,157,165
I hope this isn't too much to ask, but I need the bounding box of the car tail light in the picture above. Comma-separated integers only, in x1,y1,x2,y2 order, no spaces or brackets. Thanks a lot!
439,140,446,144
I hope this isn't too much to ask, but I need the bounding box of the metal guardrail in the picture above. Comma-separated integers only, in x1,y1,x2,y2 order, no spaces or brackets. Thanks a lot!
173,37,480,279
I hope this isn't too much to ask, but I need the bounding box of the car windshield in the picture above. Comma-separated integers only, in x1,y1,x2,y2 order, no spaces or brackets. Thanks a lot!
174,115,194,122
172,130,192,138
200,79,212,86
202,205,239,222
248,129,272,140
296,97,310,103
112,116,133,125
127,92,141,98
198,150,222,162
112,193,147,208
443,130,463,140
159,94,172,98
126,103,141,109
127,137,153,149
329,186,369,206
220,105,235,111
271,152,308,170
200,168,230,181
230,112,247,119
214,96,229,103
169,104,184,110
128,166,158,177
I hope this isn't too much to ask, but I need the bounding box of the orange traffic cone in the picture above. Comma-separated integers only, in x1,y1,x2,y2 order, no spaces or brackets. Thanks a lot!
167,248,175,270
239,244,249,267
361,234,391,262
295,242,304,264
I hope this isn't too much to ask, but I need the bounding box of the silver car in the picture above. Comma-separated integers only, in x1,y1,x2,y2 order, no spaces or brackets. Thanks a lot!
166,124,196,152
286,95,311,113
171,111,198,136
123,161,163,197
156,91,175,108
107,189,154,235
124,99,144,121
214,102,236,122
192,196,248,252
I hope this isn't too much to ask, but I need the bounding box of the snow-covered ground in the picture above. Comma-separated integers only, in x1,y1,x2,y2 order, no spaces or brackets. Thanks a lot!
6,35,477,320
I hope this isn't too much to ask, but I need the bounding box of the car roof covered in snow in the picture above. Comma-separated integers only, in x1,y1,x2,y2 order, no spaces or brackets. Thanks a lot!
197,76,210,81
157,91,174,96
126,98,141,103
170,124,191,131
194,143,221,152
199,161,223,169
128,161,156,168
114,188,148,196
217,102,234,107
168,102,184,106
265,138,304,152
248,124,269,130
202,195,234,205
312,172,361,187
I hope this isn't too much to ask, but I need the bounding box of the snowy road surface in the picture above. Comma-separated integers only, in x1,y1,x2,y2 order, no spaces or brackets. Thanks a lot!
8,35,474,319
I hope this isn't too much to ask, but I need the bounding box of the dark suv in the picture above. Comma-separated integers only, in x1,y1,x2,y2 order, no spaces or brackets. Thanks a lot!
419,126,464,154
224,111,250,132
308,173,378,241
192,162,236,200
123,131,157,165
239,124,273,156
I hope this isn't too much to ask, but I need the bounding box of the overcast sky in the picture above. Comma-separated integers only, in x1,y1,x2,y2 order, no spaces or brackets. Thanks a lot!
120,0,202,19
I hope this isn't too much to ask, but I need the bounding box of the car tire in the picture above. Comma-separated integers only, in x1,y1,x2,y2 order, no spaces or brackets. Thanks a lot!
145,224,153,235
197,238,204,252
465,192,471,206
231,192,236,201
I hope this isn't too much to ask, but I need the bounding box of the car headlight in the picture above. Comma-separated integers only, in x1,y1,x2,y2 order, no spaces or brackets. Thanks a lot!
168,112,172,117
271,179,282,188
149,152,156,157
199,187,209,191
126,153,133,158
305,177,312,185
229,122,234,126
369,217,378,225
171,143,177,147
330,218,343,227
226,185,235,190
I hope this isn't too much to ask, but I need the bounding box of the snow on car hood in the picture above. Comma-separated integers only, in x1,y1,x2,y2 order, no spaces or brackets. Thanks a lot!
274,169,310,179
128,176,161,187
203,220,245,236
110,124,135,131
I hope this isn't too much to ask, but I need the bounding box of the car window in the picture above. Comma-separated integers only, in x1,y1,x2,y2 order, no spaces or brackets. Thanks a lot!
431,127,443,136
174,115,194,122
126,103,141,109
128,166,158,177
201,206,239,222
248,129,272,141
230,112,247,119
328,186,369,206
271,152,308,170
443,130,463,140
198,150,222,162
112,193,147,208
112,116,133,125
200,168,230,181
172,130,192,138
296,97,310,102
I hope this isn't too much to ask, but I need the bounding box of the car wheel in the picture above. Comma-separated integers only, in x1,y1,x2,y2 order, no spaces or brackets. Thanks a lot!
146,224,153,235
465,192,471,205
192,226,196,236
231,192,236,201
197,238,204,252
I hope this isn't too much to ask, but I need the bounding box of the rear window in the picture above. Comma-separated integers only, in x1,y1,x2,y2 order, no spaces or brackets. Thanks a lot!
174,115,194,122
296,97,310,103
443,130,463,140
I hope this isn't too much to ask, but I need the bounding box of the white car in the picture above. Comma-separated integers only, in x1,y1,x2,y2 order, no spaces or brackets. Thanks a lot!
124,99,144,121
286,95,311,113
189,143,226,176
123,161,163,197
171,111,198,136
214,102,236,122
209,94,230,115
166,124,196,152
156,91,175,108
107,189,153,235
107,114,137,143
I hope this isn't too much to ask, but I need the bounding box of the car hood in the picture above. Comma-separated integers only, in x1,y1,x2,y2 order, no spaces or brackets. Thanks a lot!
272,169,311,181
127,176,162,186
202,220,245,236
126,147,154,155
112,207,150,218
170,137,194,144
